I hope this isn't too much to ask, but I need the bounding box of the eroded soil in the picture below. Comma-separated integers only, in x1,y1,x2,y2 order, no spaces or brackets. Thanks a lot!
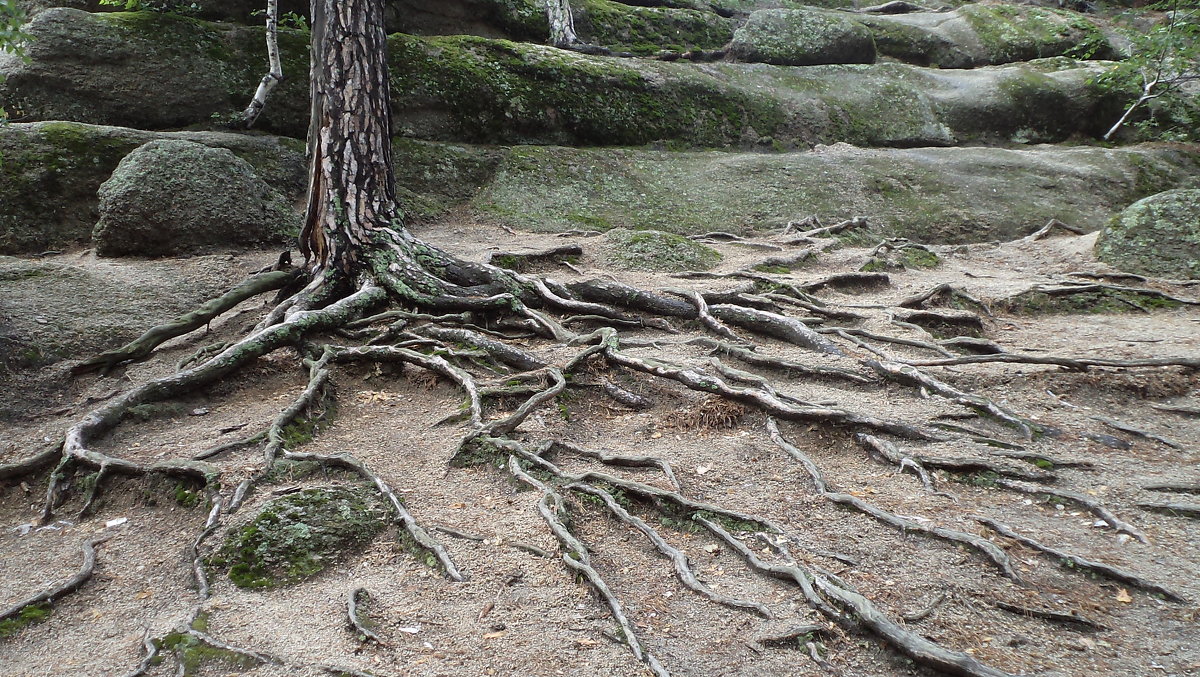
1,221,1198,677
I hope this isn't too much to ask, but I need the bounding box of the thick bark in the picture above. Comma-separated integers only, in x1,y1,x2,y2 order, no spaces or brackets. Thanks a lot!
301,0,405,276
546,0,578,48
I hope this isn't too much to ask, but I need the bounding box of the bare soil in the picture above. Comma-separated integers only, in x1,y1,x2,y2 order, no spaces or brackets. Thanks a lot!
2,221,1198,677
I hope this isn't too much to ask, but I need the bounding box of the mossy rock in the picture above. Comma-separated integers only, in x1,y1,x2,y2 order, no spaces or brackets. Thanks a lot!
209,486,388,589
728,9,876,66
0,122,306,255
0,253,246,391
573,0,735,55
0,8,310,137
1095,189,1200,279
3,12,1124,149
602,228,721,272
959,2,1114,65
93,139,300,257
853,3,1113,69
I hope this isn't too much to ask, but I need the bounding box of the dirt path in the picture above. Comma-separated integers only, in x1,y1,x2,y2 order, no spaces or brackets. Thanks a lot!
1,223,1198,677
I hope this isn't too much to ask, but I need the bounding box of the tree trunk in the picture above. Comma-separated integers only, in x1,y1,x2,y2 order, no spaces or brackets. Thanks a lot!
546,0,578,48
300,0,405,277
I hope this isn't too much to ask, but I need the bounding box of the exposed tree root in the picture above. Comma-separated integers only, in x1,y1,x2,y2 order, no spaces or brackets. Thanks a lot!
505,456,669,677
550,440,681,490
857,434,1054,483
347,587,387,645
699,517,1015,677
867,360,1034,438
1137,502,1200,518
991,479,1149,544
1020,218,1086,242
976,518,1185,602
72,269,298,375
0,535,109,625
1092,415,1184,450
993,601,1106,632
569,482,774,618
903,353,1200,369
0,438,64,481
768,420,1020,581
10,211,1193,677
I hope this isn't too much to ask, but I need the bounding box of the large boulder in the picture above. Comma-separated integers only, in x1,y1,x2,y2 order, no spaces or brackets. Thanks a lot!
93,139,299,257
855,3,1115,69
1095,189,1200,279
0,122,306,255
728,9,876,66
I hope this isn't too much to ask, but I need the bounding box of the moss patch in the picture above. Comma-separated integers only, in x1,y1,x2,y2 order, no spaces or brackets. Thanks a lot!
602,228,721,272
0,602,52,638
209,486,387,589
154,631,259,676
573,0,734,55
1004,289,1184,314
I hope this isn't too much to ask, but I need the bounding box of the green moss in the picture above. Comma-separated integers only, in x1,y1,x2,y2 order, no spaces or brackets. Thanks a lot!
155,631,258,676
387,33,787,149
961,4,1110,64
603,228,721,272
1005,289,1183,315
449,438,508,468
209,487,387,589
173,482,201,508
901,247,940,268
279,400,337,450
0,602,52,637
574,0,734,56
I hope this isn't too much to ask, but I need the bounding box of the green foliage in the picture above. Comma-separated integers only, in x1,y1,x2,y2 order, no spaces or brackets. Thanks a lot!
1098,0,1200,141
0,0,26,53
98,0,201,14
251,8,308,31
0,0,30,122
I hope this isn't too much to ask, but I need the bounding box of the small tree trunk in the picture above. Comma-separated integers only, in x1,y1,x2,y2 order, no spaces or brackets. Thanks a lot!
546,0,578,48
300,0,404,277
242,0,283,128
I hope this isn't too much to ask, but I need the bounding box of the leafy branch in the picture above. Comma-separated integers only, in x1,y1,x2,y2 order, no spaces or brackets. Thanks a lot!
1100,0,1200,141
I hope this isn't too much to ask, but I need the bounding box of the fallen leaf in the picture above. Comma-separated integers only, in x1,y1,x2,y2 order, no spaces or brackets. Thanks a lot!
1115,589,1132,603
449,502,466,510
397,626,421,634
695,465,711,475
483,630,507,639
135,590,153,600
575,638,598,647
702,544,720,554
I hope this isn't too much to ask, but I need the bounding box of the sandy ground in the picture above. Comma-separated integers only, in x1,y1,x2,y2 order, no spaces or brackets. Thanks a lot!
1,221,1198,677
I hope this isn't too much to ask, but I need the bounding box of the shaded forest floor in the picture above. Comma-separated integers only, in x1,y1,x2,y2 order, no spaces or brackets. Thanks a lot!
1,218,1198,677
